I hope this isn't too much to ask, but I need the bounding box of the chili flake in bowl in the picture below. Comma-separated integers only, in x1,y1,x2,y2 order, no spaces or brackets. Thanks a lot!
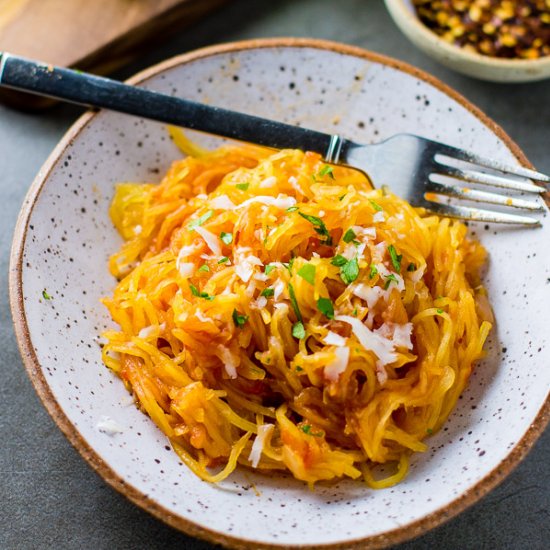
385,0,550,81
414,0,550,59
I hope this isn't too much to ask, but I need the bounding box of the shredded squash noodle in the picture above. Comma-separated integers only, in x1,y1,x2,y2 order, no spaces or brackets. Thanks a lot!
102,135,493,488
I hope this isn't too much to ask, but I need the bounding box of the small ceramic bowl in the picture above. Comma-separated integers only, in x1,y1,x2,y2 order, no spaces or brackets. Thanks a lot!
9,38,550,549
385,0,550,82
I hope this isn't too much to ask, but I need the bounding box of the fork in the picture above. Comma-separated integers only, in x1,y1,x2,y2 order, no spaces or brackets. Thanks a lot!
1,52,547,225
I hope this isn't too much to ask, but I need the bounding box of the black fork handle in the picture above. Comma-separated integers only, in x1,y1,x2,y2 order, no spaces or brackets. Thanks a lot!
0,52,343,158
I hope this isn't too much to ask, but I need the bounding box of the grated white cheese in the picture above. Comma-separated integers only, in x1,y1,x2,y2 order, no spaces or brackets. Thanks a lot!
248,424,275,468
194,225,222,256
176,245,198,269
238,194,296,210
218,346,238,379
353,284,388,309
323,331,347,347
373,211,386,223
256,296,268,309
273,280,285,301
133,224,142,235
324,346,350,382
260,176,277,188
335,315,397,369
235,253,263,283
178,262,196,278
96,416,124,436
209,194,236,210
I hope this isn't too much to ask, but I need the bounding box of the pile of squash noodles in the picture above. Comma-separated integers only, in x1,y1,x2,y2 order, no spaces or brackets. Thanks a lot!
102,130,493,489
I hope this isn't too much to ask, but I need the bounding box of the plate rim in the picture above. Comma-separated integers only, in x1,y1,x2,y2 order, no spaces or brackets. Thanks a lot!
8,37,550,550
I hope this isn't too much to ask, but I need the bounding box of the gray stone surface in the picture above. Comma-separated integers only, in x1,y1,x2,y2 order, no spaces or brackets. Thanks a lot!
1,1,548,548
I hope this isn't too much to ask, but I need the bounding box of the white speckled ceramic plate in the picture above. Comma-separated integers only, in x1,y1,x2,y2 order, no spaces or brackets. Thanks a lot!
9,39,550,549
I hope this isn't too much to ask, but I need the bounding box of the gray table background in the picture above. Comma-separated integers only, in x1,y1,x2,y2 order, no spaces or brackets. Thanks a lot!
1,1,548,548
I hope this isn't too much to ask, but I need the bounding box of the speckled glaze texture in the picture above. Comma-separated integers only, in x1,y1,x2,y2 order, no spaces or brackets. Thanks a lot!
9,39,550,549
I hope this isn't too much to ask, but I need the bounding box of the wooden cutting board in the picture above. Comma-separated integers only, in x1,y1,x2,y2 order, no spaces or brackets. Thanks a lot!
0,0,229,109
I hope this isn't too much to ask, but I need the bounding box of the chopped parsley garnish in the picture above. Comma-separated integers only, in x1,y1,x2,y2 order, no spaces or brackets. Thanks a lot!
260,288,275,298
338,194,347,201
368,199,383,212
188,209,214,230
198,264,210,272
288,282,303,322
295,366,303,372
301,424,322,437
426,428,433,435
236,182,250,191
369,264,378,279
297,263,316,285
388,244,402,273
218,256,229,264
331,255,359,284
316,297,334,320
189,283,215,300
220,231,233,245
42,289,52,300
232,309,249,327
353,307,358,317
331,254,348,267
384,273,399,290
298,212,332,245
286,206,299,213
436,308,444,314
265,264,276,275
341,256,359,285
343,228,357,243
318,164,335,179
407,262,417,272
292,321,306,339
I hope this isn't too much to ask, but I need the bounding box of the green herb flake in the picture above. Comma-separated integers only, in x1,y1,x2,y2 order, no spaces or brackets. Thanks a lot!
341,256,359,285
300,424,322,437
288,282,303,322
368,199,383,212
426,428,433,435
218,256,229,264
369,264,378,279
42,289,52,300
298,212,332,244
265,264,276,276
407,262,417,272
436,308,444,314
388,244,403,273
260,288,275,298
189,283,214,300
316,297,334,320
331,254,348,267
286,206,299,213
232,309,249,328
189,283,200,297
198,264,210,273
292,321,306,339
353,307,358,317
343,228,357,243
338,194,347,201
318,164,335,179
297,263,316,285
295,366,304,372
384,273,399,290
220,232,233,245
188,209,214,230
236,182,250,191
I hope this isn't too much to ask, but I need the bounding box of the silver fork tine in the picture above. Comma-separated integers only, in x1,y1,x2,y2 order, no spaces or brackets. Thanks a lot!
433,166,546,194
426,181,544,211
432,142,550,183
424,202,542,226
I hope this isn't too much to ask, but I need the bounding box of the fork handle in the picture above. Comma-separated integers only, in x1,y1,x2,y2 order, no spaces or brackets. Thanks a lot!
0,52,345,160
